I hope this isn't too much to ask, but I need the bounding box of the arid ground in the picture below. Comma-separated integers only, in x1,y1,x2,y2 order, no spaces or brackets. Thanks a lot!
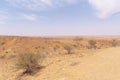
0,36,120,80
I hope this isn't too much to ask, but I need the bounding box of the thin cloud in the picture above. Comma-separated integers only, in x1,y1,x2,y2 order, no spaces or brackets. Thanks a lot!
5,0,120,19
89,0,120,19
6,0,79,11
20,14,38,21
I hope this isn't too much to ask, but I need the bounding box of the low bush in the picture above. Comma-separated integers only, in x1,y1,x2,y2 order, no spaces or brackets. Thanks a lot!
111,39,117,47
88,40,96,49
64,45,73,54
17,52,44,74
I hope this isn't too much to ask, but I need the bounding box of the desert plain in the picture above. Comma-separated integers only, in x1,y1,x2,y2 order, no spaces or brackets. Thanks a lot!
0,36,120,80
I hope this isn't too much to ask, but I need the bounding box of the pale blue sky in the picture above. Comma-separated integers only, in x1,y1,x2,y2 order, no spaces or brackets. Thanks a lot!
0,0,120,36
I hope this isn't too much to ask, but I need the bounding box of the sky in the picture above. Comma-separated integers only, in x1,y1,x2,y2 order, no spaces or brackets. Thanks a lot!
0,0,120,36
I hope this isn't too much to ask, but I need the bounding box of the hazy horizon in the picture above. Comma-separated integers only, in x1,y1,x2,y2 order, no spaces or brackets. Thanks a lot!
0,0,120,36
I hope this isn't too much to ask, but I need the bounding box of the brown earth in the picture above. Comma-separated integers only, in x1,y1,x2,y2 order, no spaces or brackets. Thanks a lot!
0,36,119,56
0,36,120,80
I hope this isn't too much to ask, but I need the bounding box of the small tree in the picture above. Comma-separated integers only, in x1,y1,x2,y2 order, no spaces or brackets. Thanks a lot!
64,45,73,54
17,52,44,74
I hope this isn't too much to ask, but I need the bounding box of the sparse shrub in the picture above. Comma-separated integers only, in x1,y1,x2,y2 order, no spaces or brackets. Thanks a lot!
64,45,73,54
74,38,83,41
0,41,5,45
88,40,96,49
54,45,60,52
0,55,5,59
112,39,117,47
17,52,44,74
9,54,16,59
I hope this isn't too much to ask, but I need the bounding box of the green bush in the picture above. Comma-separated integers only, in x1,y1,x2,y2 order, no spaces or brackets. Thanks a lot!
17,52,44,74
